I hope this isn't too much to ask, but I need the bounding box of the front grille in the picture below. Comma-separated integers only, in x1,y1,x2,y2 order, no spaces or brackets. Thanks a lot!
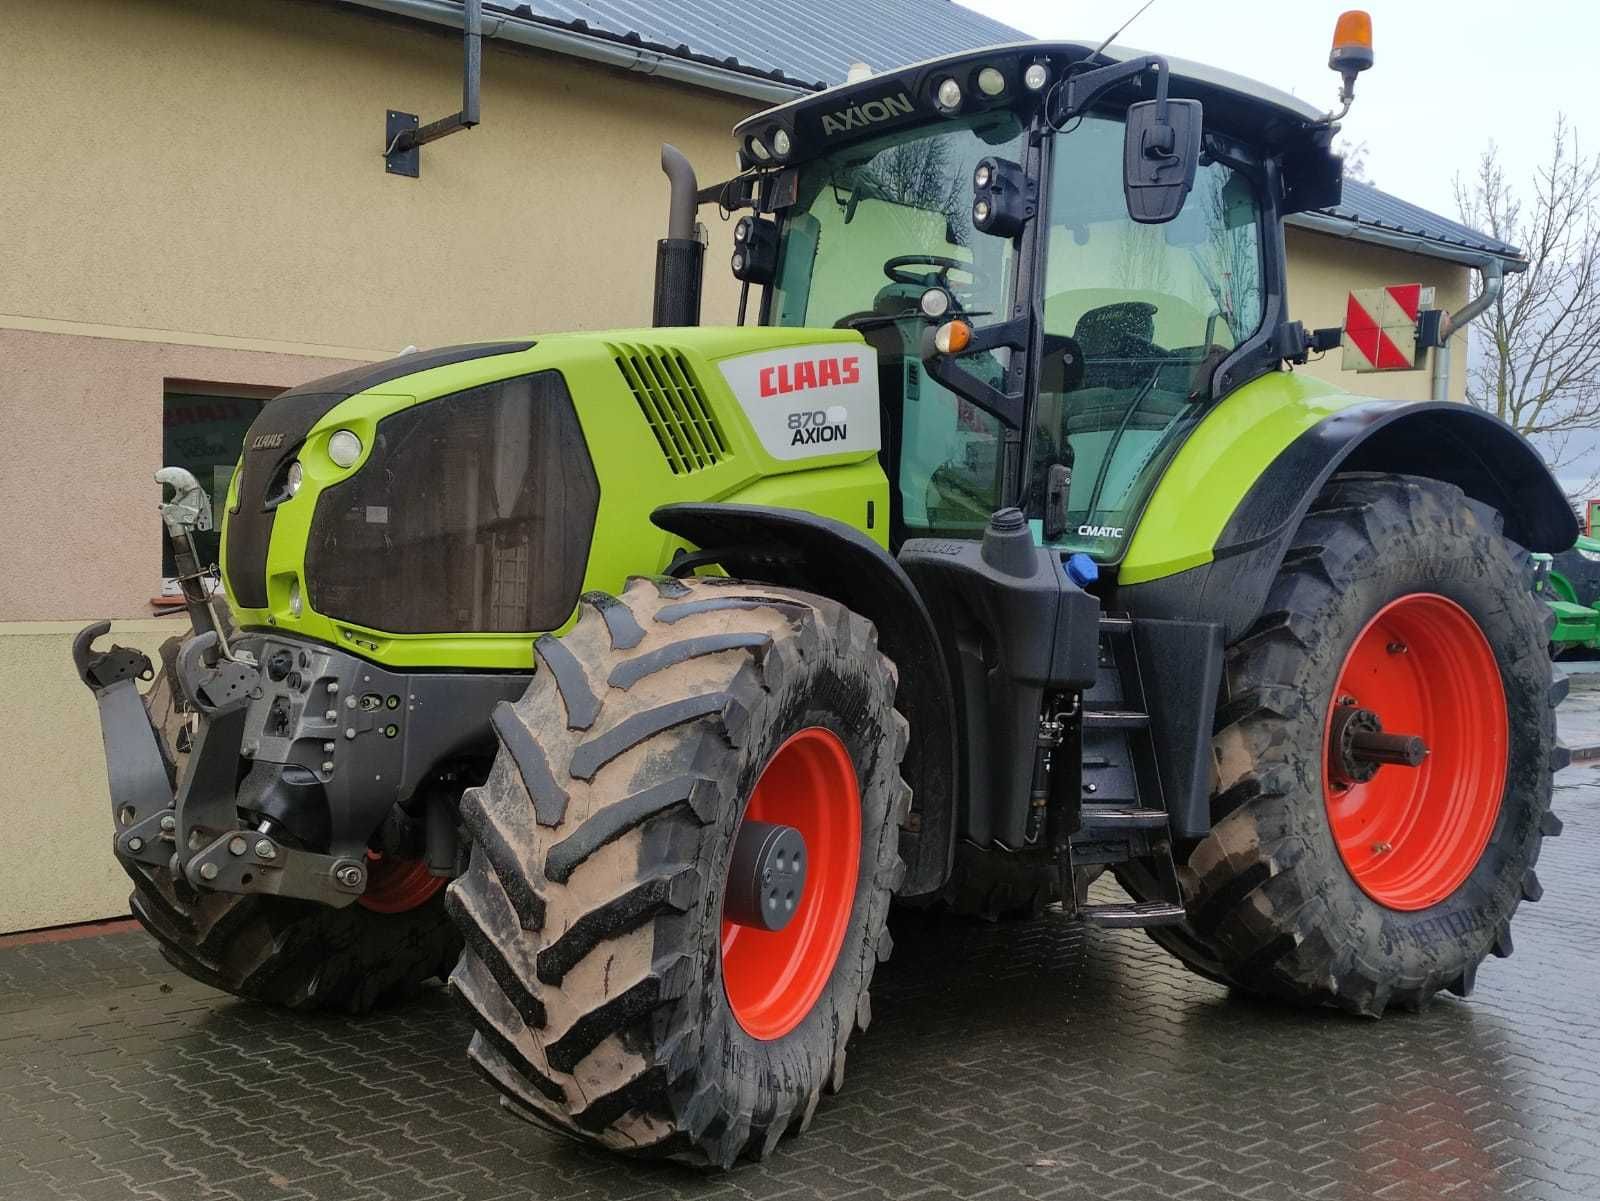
611,344,728,474
305,371,599,634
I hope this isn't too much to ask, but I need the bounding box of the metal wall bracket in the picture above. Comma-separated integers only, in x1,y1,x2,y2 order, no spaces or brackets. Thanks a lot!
383,0,482,177
385,111,421,177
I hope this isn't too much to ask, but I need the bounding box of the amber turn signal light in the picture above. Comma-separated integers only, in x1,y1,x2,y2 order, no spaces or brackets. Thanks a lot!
933,319,972,355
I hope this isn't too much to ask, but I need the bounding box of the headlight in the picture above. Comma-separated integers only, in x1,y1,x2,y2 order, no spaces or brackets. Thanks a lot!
772,128,792,157
327,429,363,468
935,78,962,111
286,460,303,496
748,136,771,162
1023,62,1049,91
287,579,303,618
976,67,1006,97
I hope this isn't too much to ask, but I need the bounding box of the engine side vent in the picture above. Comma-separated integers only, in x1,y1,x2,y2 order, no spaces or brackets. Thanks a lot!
611,344,729,474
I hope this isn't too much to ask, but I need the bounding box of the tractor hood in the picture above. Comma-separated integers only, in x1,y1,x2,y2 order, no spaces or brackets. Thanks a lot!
219,327,885,670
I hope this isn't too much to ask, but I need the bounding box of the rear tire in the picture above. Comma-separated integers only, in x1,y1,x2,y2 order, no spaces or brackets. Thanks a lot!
446,577,908,1166
1138,474,1565,1013
904,840,1059,921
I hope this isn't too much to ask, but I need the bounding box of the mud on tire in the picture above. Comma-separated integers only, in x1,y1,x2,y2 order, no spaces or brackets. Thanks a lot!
1136,473,1565,1013
446,577,908,1167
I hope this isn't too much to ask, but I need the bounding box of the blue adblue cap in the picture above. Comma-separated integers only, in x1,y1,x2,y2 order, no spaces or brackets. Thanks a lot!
1065,552,1099,588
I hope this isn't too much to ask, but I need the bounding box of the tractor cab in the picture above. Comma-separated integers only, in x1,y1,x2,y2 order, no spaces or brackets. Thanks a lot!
725,41,1345,562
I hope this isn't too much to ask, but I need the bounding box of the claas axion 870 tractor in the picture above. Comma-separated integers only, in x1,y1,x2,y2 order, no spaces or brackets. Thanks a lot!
78,13,1574,1166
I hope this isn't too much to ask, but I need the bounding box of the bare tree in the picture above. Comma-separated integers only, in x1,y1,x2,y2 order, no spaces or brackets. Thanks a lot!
1336,136,1373,186
1454,118,1600,495
851,137,968,242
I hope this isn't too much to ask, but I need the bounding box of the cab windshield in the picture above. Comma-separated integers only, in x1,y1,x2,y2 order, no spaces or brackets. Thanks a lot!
771,111,1026,538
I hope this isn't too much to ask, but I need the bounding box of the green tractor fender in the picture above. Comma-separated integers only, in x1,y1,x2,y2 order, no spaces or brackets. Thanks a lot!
652,502,959,897
1118,390,1577,640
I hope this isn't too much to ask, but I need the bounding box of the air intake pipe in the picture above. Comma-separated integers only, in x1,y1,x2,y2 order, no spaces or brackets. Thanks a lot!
652,144,704,327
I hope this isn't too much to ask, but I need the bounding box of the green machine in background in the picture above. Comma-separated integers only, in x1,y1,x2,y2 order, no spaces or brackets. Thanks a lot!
1537,522,1600,654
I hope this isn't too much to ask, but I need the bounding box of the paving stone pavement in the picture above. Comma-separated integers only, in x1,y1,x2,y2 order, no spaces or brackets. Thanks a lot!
4,773,1598,1200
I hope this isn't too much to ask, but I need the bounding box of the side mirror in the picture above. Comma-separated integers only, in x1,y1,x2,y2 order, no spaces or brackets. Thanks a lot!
1123,99,1202,224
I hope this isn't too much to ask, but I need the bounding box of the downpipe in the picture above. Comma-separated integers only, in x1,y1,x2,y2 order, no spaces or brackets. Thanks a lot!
1432,259,1505,402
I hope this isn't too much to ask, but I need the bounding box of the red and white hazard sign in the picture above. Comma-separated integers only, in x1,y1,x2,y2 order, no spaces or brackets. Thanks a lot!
1342,284,1434,372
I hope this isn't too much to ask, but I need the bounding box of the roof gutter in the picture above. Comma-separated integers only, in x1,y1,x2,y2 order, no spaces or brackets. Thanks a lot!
1287,209,1527,271
338,0,809,104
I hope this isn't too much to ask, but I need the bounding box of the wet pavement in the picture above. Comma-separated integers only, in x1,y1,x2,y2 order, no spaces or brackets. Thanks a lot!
3,724,1598,1200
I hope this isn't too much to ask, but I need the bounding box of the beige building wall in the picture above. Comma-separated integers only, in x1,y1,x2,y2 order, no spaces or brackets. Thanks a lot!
2,0,752,352
1285,226,1473,402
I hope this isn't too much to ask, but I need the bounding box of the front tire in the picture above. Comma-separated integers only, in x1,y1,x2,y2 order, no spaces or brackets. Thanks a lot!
446,577,908,1166
1145,474,1565,1013
127,861,459,1013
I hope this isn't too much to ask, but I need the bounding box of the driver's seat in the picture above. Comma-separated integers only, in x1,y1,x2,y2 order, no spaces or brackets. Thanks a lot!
1075,301,1158,391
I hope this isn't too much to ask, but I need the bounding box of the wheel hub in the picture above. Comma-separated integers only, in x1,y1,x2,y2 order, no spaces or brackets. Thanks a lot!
1328,704,1429,787
719,727,861,1041
723,820,808,932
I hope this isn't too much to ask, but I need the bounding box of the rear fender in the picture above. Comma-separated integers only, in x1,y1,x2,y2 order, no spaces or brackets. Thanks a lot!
1119,399,1577,641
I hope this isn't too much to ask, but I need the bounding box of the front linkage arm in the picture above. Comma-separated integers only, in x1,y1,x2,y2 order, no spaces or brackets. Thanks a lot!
76,621,374,907
74,467,377,909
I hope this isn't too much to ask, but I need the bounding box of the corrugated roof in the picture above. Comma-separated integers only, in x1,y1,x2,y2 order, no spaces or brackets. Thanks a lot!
485,0,1026,90
1313,178,1524,262
358,1,1523,263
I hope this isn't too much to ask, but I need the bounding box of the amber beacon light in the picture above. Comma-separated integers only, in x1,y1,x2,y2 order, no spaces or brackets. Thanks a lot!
1325,10,1374,121
1330,10,1374,75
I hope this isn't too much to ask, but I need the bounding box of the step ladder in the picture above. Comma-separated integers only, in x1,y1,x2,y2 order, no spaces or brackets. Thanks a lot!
1064,615,1186,929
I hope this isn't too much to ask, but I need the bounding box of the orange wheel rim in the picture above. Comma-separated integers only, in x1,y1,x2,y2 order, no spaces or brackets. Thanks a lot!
1322,593,1507,911
720,727,861,1041
358,851,446,913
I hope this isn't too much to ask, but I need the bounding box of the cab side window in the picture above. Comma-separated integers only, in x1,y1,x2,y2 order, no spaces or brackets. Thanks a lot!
1033,115,1263,550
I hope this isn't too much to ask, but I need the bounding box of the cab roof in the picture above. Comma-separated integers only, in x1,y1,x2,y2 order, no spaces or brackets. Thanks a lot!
733,40,1327,167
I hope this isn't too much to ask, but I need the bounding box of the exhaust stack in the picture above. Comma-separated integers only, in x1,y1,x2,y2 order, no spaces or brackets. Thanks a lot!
652,144,705,327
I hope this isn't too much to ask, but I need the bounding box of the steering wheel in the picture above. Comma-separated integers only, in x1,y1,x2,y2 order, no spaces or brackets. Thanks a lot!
883,255,968,287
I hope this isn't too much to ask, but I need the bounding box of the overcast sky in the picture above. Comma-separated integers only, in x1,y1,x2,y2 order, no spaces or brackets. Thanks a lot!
958,0,1599,224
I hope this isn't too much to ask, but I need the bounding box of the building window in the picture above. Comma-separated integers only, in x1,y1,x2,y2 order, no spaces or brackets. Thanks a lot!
162,384,273,579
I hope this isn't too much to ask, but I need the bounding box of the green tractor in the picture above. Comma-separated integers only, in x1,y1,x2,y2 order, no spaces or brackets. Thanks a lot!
1536,530,1600,654
78,15,1574,1168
